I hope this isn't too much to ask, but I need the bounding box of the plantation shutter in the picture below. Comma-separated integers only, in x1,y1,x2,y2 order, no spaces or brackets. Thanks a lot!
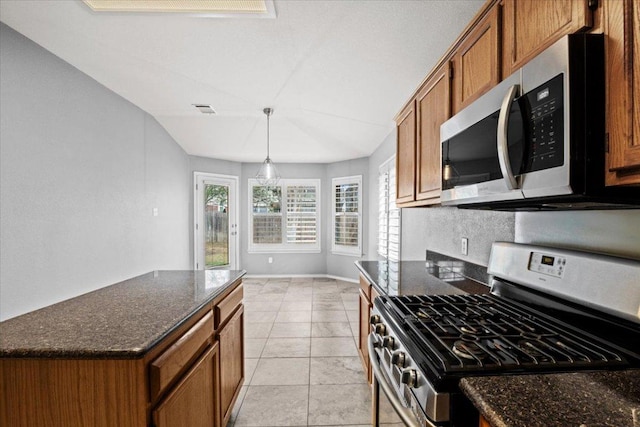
286,185,317,244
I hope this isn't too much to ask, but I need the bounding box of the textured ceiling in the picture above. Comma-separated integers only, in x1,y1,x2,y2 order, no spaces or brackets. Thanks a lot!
0,0,484,163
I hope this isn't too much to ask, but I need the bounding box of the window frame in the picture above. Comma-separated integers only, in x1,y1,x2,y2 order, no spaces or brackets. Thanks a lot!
331,175,363,257
378,156,401,261
248,178,321,253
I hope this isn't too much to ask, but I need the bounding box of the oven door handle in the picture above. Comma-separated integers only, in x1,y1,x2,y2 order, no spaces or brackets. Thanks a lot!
497,84,521,191
367,335,436,427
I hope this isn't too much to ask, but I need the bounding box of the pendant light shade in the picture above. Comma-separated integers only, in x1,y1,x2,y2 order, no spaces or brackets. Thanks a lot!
255,107,281,186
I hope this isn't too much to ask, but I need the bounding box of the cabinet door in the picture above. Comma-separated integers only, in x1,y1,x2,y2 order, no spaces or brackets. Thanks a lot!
358,288,371,383
416,63,451,203
502,0,593,76
153,344,218,427
218,306,244,426
452,4,501,114
605,0,640,186
396,102,417,205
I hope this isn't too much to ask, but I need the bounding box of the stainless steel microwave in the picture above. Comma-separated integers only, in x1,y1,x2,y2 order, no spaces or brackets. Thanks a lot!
440,33,640,210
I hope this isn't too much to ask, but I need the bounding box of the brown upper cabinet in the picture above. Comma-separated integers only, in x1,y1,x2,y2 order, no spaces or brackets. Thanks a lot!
395,62,451,207
502,0,594,77
452,3,501,114
396,102,417,205
415,63,451,203
604,0,640,186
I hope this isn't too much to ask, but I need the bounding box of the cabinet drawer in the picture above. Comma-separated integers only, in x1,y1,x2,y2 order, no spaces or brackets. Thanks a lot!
216,284,243,328
359,275,371,300
150,310,214,401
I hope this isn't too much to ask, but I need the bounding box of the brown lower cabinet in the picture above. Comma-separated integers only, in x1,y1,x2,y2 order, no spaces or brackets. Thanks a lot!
357,274,379,384
153,343,219,427
0,280,244,427
218,306,244,426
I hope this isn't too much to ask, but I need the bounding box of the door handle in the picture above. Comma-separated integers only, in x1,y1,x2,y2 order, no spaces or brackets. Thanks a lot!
497,84,520,191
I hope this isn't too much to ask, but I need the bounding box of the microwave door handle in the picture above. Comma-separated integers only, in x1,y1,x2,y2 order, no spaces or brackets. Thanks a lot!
497,84,521,190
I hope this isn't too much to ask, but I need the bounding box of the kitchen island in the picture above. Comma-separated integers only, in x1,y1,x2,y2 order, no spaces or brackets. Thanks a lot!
0,269,246,427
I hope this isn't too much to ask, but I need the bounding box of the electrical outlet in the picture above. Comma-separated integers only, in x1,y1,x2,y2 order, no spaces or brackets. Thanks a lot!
461,237,468,255
152,207,158,217
268,257,273,264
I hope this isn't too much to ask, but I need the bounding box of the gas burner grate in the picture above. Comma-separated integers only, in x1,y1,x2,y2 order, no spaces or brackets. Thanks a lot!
387,294,627,374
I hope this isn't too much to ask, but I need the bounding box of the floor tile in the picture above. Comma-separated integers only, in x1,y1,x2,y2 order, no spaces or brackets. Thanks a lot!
244,358,259,384
245,311,278,323
275,310,312,323
244,300,282,312
313,286,339,295
312,310,348,323
308,384,371,425
312,301,344,311
229,385,248,425
310,337,359,357
251,358,310,385
337,281,359,294
234,385,309,426
311,322,353,337
350,322,359,338
244,293,285,303
346,310,359,324
312,293,343,302
283,294,313,303
280,300,313,311
340,294,359,308
262,337,311,358
270,322,312,338
309,357,367,385
244,338,267,358
244,322,273,338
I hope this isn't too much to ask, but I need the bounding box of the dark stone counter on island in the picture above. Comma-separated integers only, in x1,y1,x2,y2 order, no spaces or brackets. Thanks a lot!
0,269,245,359
461,369,640,427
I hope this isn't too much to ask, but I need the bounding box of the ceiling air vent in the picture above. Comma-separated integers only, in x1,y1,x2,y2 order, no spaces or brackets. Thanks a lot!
82,0,275,18
193,105,217,115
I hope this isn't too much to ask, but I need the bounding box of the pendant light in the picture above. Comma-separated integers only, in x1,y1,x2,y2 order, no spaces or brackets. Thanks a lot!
255,107,281,186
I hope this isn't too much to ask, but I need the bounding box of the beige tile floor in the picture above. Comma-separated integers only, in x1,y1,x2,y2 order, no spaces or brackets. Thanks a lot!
228,277,377,427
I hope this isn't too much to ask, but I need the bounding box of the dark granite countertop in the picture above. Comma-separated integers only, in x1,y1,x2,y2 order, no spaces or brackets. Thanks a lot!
461,370,640,427
0,269,245,359
355,254,490,297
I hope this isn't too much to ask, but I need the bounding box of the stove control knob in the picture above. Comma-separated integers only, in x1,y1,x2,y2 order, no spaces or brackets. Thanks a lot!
401,369,418,388
391,351,406,368
382,336,395,349
369,314,381,325
373,323,387,335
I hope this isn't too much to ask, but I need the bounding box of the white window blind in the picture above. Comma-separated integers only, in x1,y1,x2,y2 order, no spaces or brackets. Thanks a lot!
249,179,320,253
286,185,317,244
332,175,362,256
379,157,400,261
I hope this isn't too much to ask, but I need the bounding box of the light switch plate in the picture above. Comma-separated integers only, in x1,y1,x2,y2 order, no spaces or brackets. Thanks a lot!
461,237,468,255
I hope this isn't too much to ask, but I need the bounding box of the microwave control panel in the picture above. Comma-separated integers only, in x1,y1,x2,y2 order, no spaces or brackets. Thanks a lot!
529,252,566,278
524,73,564,173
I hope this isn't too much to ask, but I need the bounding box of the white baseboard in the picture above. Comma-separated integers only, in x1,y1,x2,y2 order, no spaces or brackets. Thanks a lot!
243,273,358,283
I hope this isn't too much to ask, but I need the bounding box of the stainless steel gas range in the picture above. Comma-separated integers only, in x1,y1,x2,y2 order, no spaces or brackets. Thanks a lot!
369,242,640,427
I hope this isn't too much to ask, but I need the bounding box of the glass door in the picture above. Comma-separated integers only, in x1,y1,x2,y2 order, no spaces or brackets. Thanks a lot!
195,173,238,270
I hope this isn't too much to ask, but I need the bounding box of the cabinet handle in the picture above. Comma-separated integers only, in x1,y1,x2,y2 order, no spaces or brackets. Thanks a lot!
497,84,521,191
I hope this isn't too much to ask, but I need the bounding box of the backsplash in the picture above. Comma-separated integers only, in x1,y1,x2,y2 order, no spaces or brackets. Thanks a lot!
515,210,640,260
402,206,515,266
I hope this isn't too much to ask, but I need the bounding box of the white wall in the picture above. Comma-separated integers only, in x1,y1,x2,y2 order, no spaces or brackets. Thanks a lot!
0,23,191,320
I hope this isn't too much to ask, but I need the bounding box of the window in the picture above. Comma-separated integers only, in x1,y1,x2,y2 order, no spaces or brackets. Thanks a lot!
248,179,320,253
379,157,400,261
332,175,362,256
